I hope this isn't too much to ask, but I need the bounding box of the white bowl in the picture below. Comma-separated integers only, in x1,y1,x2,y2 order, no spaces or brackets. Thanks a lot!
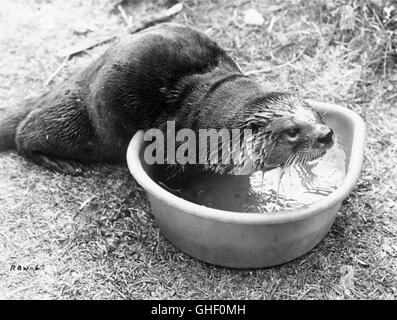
126,101,366,268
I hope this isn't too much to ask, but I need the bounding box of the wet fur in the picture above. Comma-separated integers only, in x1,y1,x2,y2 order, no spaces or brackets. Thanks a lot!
0,23,329,176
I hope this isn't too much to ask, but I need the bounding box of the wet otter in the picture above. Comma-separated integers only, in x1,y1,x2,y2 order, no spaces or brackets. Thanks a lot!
0,23,334,176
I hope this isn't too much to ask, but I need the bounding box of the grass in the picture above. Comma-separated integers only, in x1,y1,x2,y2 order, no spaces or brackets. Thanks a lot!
0,0,396,299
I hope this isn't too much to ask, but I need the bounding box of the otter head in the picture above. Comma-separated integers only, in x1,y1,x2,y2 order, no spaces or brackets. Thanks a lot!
244,95,334,172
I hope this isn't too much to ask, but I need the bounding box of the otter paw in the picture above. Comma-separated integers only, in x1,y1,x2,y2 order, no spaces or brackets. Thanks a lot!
39,156,83,176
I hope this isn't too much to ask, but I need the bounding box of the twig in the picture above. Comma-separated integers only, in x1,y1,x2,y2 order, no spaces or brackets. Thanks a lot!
245,46,307,76
43,55,70,87
78,196,97,211
127,3,184,34
265,3,288,14
57,3,183,59
383,30,393,76
117,4,132,29
57,35,117,58
386,92,397,101
267,16,276,33
111,282,127,299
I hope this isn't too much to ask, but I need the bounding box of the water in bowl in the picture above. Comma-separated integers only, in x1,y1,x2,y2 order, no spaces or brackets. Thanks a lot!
161,143,347,213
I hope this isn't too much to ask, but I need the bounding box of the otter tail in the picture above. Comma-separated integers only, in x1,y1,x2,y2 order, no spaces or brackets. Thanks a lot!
0,98,36,151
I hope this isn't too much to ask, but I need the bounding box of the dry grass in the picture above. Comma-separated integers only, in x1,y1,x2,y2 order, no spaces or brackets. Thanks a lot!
0,0,396,299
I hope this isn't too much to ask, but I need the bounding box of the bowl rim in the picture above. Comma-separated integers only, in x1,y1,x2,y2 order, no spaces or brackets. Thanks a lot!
126,101,366,225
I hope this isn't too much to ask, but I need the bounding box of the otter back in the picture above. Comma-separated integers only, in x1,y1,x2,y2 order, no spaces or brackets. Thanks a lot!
0,23,247,174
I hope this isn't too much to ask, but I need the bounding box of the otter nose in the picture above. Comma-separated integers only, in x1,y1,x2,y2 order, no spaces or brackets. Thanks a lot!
317,128,334,145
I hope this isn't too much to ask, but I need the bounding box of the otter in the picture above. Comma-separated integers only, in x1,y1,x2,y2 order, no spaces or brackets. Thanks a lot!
0,23,334,176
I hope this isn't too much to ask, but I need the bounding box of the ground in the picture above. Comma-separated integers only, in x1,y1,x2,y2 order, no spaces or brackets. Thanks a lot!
0,0,396,299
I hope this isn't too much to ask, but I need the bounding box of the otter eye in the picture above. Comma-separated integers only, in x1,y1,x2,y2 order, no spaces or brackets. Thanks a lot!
285,128,300,141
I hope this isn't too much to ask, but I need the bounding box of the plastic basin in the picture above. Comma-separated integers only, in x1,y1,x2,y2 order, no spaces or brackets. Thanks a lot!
126,101,366,268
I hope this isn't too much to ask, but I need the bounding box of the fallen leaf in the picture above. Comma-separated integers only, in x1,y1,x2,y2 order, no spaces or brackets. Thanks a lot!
244,8,264,26
339,265,355,294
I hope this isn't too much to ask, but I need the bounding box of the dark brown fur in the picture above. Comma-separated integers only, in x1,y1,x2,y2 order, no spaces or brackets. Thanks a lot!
0,23,333,175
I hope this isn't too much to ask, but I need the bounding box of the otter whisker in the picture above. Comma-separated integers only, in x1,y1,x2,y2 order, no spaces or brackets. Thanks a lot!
296,151,305,166
299,152,305,163
284,149,300,167
283,153,294,167
264,138,277,168
297,153,304,165
292,154,301,167
335,133,344,142
304,153,310,164
290,146,305,168
335,134,347,152
275,166,286,205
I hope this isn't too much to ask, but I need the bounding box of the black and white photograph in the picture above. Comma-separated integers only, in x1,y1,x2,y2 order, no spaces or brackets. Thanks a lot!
0,0,396,304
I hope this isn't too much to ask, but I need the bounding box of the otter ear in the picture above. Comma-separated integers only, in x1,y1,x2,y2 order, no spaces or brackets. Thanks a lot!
244,114,269,130
244,111,285,130
245,121,261,131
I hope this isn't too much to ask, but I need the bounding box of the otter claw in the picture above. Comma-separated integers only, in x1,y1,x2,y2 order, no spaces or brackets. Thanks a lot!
40,155,83,175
